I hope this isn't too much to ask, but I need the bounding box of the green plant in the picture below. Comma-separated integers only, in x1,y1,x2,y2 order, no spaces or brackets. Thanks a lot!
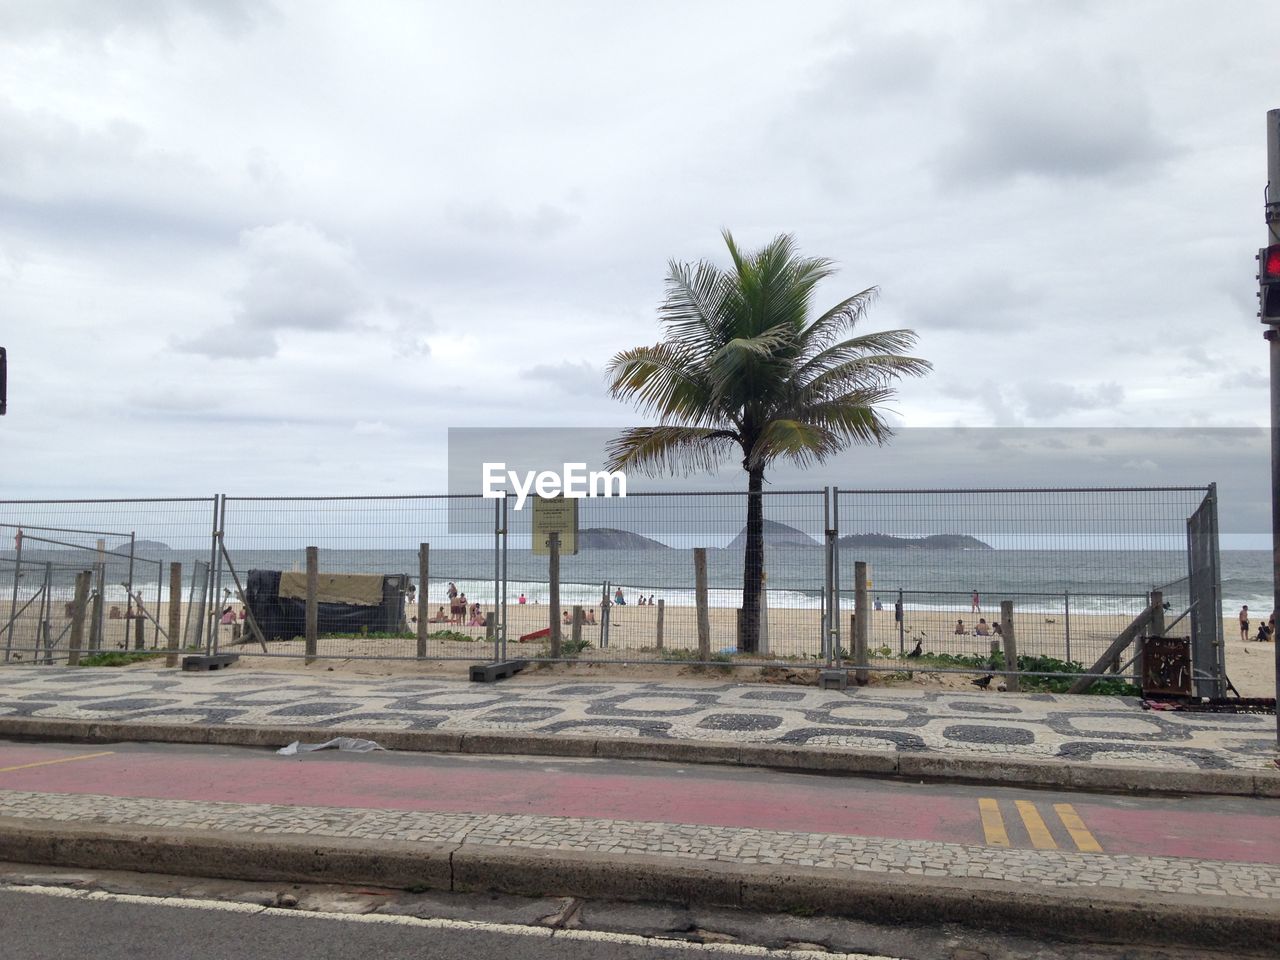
319,630,417,641
605,231,930,654
76,651,163,667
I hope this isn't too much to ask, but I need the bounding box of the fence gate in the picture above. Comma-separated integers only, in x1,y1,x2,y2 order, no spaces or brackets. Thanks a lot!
1186,484,1225,698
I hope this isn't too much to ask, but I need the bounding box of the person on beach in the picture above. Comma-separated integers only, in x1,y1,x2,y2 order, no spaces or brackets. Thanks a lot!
874,597,883,611
585,608,597,625
518,593,526,605
562,610,572,625
220,606,235,625
447,582,458,600
614,587,626,606
1238,605,1249,641
974,619,990,637
971,591,981,613
992,620,1003,637
432,606,447,623
954,619,966,635
647,594,654,605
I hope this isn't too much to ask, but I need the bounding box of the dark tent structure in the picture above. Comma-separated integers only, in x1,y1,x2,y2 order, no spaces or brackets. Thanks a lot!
244,569,409,641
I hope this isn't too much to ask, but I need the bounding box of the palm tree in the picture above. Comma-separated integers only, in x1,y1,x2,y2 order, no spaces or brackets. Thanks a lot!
605,231,930,653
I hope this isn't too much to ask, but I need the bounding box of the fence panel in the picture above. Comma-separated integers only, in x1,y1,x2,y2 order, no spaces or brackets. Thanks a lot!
0,499,218,665
833,487,1212,687
217,494,500,663
504,490,829,668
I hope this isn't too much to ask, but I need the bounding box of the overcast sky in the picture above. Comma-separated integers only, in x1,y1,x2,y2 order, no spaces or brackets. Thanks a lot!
1,0,1277,499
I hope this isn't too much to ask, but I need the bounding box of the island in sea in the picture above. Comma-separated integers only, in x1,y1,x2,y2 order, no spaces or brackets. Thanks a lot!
578,528,669,550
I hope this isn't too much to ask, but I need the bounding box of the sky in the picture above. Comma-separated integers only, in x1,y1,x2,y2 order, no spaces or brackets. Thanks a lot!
1,0,1278,502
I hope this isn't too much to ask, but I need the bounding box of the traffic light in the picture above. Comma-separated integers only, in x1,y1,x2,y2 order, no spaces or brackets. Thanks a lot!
1258,245,1280,322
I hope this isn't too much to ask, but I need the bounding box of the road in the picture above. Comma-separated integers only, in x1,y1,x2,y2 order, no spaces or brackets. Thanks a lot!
0,739,1276,862
0,885,884,960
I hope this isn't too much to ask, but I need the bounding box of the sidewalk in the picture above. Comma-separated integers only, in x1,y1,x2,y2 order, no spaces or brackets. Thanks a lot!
0,670,1274,952
0,667,1275,796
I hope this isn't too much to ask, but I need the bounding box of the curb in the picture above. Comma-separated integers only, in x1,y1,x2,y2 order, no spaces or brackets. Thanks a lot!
0,818,1275,950
0,716,1276,798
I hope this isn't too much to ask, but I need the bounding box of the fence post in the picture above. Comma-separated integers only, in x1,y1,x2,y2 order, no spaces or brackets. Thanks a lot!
896,588,905,655
853,561,869,685
133,612,144,651
305,546,318,664
1064,590,1071,664
417,543,429,658
571,605,583,649
548,531,561,658
656,598,664,650
67,570,91,667
167,562,182,667
89,552,105,652
694,547,710,660
3,528,21,662
1000,600,1019,693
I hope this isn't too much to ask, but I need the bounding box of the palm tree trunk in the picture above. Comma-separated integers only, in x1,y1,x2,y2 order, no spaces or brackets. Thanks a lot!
739,466,765,653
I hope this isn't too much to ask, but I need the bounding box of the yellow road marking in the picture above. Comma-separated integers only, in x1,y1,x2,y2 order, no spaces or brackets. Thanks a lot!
1054,803,1103,853
1015,800,1058,849
978,797,1010,846
0,751,114,773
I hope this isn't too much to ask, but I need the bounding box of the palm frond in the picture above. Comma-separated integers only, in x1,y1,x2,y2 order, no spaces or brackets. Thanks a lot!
604,426,741,477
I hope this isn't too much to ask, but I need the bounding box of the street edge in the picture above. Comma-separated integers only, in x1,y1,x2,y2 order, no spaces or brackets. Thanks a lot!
0,716,1275,798
0,818,1274,950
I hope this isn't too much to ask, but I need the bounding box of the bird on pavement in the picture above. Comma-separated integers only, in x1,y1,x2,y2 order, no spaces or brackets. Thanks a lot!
971,674,994,689
907,639,923,658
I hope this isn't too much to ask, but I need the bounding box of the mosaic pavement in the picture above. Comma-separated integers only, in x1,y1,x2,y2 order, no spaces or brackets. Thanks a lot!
1,788,1276,901
0,668,1273,770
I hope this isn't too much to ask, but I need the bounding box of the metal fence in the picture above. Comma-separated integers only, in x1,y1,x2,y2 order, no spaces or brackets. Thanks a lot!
0,486,1224,693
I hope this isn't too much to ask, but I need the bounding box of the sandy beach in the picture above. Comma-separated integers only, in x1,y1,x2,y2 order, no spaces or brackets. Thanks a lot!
4,596,1272,698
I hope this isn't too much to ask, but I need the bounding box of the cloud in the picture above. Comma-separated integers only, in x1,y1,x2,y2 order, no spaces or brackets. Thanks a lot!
520,361,604,396
175,221,369,359
944,52,1176,183
0,0,268,42
1018,381,1124,420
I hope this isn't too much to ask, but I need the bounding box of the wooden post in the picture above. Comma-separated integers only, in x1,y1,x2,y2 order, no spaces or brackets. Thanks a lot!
305,546,318,664
417,544,429,658
1139,590,1163,684
133,613,144,651
166,562,182,667
656,598,665,650
1000,600,1019,693
571,605,583,648
548,531,561,658
694,547,710,660
67,571,90,667
1068,601,1159,694
853,561,869,684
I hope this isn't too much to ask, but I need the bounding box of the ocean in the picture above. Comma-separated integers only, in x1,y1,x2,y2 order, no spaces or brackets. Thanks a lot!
7,546,1267,617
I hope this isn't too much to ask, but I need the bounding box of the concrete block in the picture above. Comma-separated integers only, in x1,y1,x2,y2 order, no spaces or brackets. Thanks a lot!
460,732,597,758
817,669,849,690
1067,763,1255,797
738,744,898,775
898,752,1069,788
596,737,740,766
451,845,742,910
1253,771,1280,798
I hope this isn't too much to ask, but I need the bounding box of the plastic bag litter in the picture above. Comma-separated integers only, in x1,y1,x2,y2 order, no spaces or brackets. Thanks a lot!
276,737,386,756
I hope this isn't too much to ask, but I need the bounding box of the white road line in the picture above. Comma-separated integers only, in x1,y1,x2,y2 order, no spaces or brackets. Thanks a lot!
1,883,901,959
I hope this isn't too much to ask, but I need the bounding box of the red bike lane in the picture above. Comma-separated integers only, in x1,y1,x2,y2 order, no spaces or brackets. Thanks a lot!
1,742,1275,865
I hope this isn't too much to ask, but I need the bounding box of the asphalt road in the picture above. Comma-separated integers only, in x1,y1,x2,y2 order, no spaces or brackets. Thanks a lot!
0,886,840,960
1,739,1276,861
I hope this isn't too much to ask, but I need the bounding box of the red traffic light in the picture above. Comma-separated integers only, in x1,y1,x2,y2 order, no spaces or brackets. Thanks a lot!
1263,245,1280,280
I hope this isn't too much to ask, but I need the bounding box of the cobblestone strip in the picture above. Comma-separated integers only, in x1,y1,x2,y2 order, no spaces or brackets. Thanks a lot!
1,788,1276,901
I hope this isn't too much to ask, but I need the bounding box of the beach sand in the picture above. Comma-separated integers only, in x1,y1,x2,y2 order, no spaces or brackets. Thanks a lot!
5,596,1272,697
